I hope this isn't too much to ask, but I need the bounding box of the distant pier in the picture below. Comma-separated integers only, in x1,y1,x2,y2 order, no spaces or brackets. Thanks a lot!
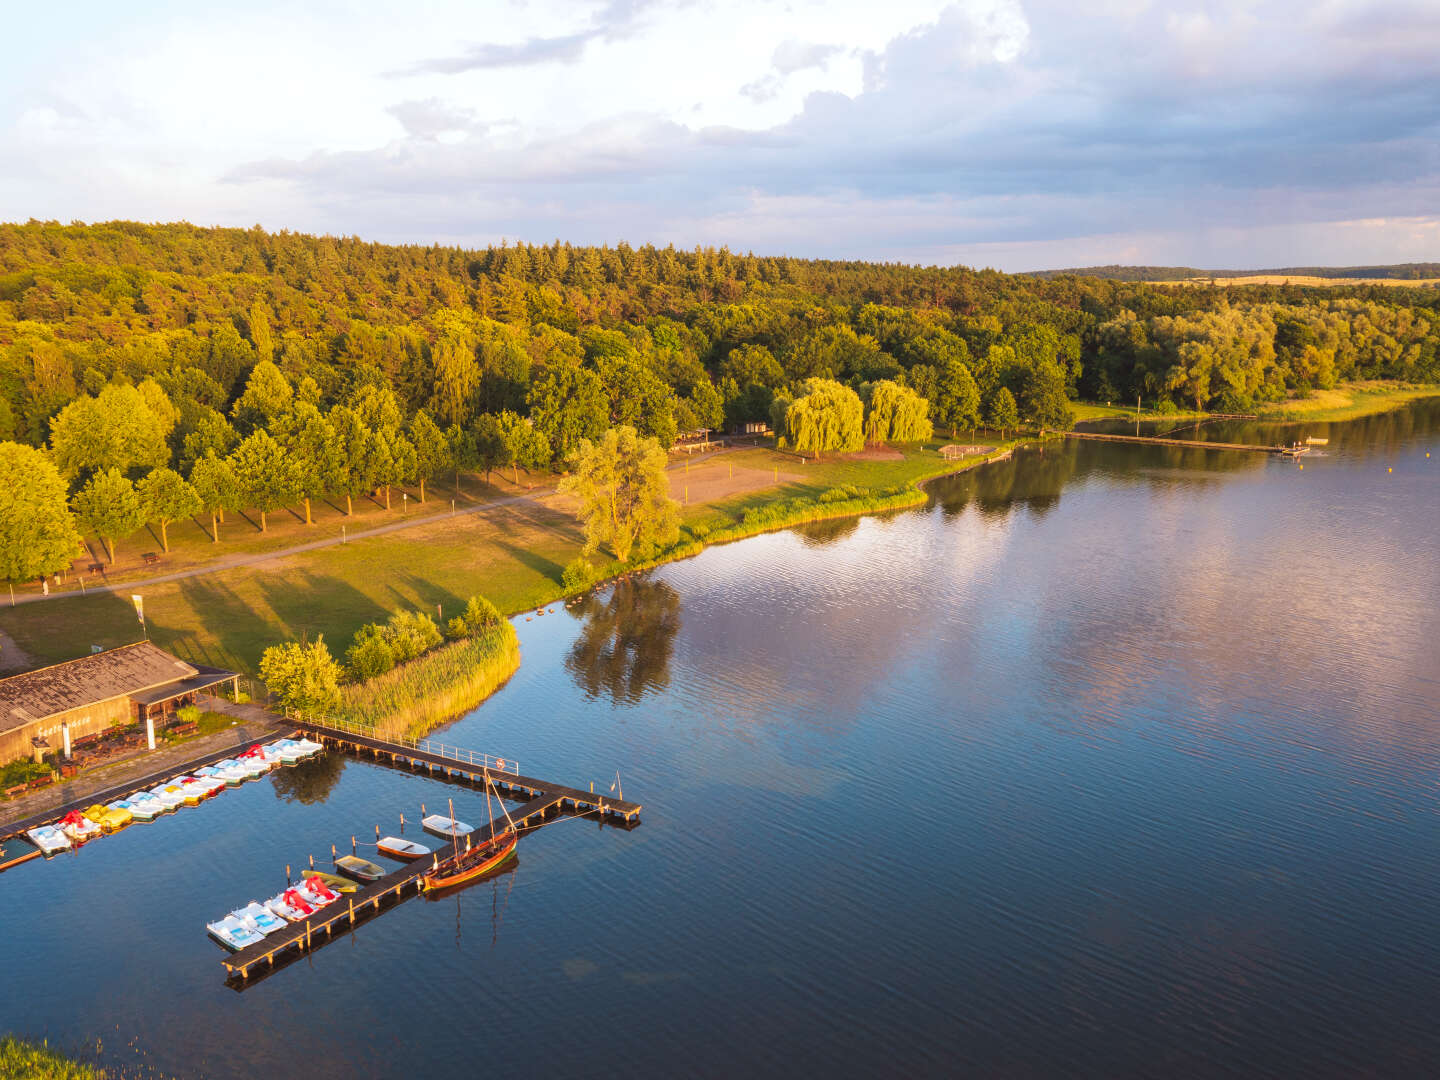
1065,431,1306,456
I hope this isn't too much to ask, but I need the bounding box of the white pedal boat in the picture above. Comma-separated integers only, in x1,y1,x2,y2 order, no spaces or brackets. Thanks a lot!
125,792,163,821
232,901,286,935
421,814,474,839
57,811,103,843
267,740,303,766
149,784,185,811
27,824,71,855
108,798,151,823
212,759,251,785
234,749,269,778
207,915,265,951
294,738,324,759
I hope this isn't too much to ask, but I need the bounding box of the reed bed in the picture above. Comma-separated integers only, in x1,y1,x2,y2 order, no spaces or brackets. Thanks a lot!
334,622,520,740
0,1037,102,1079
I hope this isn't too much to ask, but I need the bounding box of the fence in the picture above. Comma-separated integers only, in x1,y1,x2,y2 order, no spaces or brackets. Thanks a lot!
283,711,520,776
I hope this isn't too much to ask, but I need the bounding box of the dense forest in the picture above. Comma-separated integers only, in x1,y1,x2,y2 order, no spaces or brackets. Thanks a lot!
0,220,1437,580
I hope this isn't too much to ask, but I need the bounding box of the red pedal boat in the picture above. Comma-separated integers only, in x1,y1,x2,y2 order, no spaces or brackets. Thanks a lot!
420,828,517,891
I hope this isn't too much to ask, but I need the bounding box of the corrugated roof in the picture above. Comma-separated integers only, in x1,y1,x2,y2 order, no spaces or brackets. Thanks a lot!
0,642,199,735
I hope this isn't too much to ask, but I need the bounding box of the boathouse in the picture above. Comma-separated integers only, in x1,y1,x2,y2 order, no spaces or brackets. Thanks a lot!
0,642,237,765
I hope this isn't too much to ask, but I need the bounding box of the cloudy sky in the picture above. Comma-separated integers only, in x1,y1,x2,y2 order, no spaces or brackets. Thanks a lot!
2,0,1437,270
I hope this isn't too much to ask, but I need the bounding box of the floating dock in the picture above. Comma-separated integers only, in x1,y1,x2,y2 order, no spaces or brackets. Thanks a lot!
1065,431,1306,456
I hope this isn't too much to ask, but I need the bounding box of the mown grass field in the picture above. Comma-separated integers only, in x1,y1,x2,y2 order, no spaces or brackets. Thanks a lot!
1255,381,1440,422
0,440,998,677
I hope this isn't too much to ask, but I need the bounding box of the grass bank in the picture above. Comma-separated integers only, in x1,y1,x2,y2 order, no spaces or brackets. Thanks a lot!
1255,381,1440,422
333,622,520,741
0,1036,102,1079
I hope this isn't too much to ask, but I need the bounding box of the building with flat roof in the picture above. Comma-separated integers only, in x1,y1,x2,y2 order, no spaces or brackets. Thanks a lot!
0,642,237,765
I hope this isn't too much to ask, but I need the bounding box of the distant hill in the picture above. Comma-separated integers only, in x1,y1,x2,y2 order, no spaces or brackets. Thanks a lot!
1025,263,1440,282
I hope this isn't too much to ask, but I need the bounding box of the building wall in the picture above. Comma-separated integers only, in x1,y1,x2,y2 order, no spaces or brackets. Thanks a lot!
0,695,131,766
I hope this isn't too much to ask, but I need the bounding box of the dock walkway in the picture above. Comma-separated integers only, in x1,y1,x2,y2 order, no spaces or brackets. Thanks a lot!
1065,431,1304,456
288,717,643,822
222,795,561,982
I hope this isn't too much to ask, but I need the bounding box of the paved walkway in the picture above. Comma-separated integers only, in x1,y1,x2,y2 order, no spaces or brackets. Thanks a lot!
0,716,280,836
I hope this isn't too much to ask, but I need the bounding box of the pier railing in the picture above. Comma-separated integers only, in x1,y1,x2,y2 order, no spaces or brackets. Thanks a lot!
283,712,520,776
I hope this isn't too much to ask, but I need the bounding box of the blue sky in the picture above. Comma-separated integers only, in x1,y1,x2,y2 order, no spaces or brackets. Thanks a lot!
2,0,1437,270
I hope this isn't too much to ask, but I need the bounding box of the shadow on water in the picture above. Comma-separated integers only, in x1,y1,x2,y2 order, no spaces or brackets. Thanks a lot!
792,515,861,548
565,573,681,704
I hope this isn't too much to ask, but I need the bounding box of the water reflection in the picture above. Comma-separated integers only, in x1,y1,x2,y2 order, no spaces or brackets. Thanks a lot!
565,575,682,704
792,516,861,547
269,752,347,805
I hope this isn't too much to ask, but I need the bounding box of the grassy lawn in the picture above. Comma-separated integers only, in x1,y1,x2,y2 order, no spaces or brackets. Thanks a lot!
1255,381,1440,422
1071,401,1207,422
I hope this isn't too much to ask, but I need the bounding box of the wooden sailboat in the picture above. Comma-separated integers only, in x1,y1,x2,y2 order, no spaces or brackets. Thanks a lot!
420,782,517,891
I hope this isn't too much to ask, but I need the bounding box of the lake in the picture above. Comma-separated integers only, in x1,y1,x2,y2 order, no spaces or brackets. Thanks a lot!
2,400,1438,1078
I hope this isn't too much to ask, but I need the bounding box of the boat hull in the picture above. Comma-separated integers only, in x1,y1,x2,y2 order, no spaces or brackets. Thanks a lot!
376,836,431,860
420,831,517,891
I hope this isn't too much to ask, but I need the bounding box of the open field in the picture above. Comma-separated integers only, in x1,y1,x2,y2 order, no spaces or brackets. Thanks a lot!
1156,275,1440,288
0,440,1000,678
1071,402,1208,422
1255,381,1440,422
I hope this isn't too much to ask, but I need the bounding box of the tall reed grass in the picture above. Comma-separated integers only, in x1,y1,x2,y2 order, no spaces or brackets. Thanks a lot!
334,622,520,740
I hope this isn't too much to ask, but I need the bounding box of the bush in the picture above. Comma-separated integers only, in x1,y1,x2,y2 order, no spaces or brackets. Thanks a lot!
385,610,442,662
445,616,469,640
176,704,202,725
1155,399,1178,415
461,595,501,633
563,557,599,592
347,633,396,679
689,522,711,540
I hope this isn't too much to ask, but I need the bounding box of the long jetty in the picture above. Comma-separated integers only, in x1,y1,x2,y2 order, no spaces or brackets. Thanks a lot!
287,717,643,823
1065,431,1305,456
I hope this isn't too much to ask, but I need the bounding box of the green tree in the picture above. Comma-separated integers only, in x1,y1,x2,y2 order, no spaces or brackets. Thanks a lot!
49,382,176,479
1023,361,1076,430
446,424,477,496
497,409,550,483
987,386,1019,438
70,467,146,563
259,636,343,718
0,442,81,584
407,409,449,502
369,427,415,510
528,365,608,464
231,360,293,433
136,466,201,553
558,425,680,563
229,429,298,532
430,308,480,425
933,359,981,432
189,452,239,542
864,380,933,444
327,405,374,516
471,413,510,483
779,378,864,456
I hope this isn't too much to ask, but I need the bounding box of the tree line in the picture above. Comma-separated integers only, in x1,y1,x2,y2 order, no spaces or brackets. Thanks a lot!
0,221,1437,584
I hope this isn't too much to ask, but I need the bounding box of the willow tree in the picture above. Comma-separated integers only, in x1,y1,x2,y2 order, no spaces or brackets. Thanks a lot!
780,378,863,457
559,425,678,564
864,380,933,444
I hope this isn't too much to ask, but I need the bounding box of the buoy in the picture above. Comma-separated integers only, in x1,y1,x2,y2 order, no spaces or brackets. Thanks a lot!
1388,467,1393,473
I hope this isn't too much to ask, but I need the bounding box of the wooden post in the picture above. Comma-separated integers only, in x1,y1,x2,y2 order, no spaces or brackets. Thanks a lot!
352,835,356,855
308,853,314,870
286,863,291,884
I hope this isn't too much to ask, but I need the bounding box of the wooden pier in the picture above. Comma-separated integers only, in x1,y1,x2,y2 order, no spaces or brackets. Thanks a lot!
287,717,643,823
221,797,561,983
1065,431,1306,456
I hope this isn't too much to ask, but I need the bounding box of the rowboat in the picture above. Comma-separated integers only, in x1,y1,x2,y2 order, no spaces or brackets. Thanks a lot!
58,810,103,843
207,915,265,951
0,835,42,872
376,835,431,860
27,825,71,855
421,814,474,839
298,869,358,893
266,889,317,922
420,829,517,891
232,901,286,935
334,855,386,883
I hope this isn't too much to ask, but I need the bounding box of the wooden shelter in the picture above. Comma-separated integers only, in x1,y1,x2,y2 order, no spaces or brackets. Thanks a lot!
0,642,237,765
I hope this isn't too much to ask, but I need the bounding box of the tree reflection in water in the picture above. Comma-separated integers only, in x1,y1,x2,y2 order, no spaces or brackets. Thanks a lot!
566,574,681,704
270,751,347,804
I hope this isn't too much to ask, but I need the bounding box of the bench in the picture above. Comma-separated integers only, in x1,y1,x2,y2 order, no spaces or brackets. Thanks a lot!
3,783,27,799
169,721,199,737
87,563,105,575
29,774,53,789
142,552,160,565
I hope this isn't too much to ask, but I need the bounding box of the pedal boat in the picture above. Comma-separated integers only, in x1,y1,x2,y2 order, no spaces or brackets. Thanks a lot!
207,915,265,951
232,901,286,935
26,825,71,855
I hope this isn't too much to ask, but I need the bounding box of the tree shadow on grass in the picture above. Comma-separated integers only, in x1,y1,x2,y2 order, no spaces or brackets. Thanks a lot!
492,539,565,585
253,571,393,657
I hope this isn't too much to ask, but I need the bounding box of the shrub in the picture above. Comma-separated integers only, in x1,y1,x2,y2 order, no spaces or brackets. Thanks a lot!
445,616,469,640
176,704,202,725
347,633,396,679
1155,399,1179,415
461,595,502,633
385,610,442,662
563,557,599,592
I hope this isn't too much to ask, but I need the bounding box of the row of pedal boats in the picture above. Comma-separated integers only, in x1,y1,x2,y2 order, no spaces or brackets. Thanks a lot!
207,836,438,950
21,738,325,857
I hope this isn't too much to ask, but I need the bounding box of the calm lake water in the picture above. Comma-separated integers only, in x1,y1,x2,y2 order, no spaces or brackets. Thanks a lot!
3,401,1439,1079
